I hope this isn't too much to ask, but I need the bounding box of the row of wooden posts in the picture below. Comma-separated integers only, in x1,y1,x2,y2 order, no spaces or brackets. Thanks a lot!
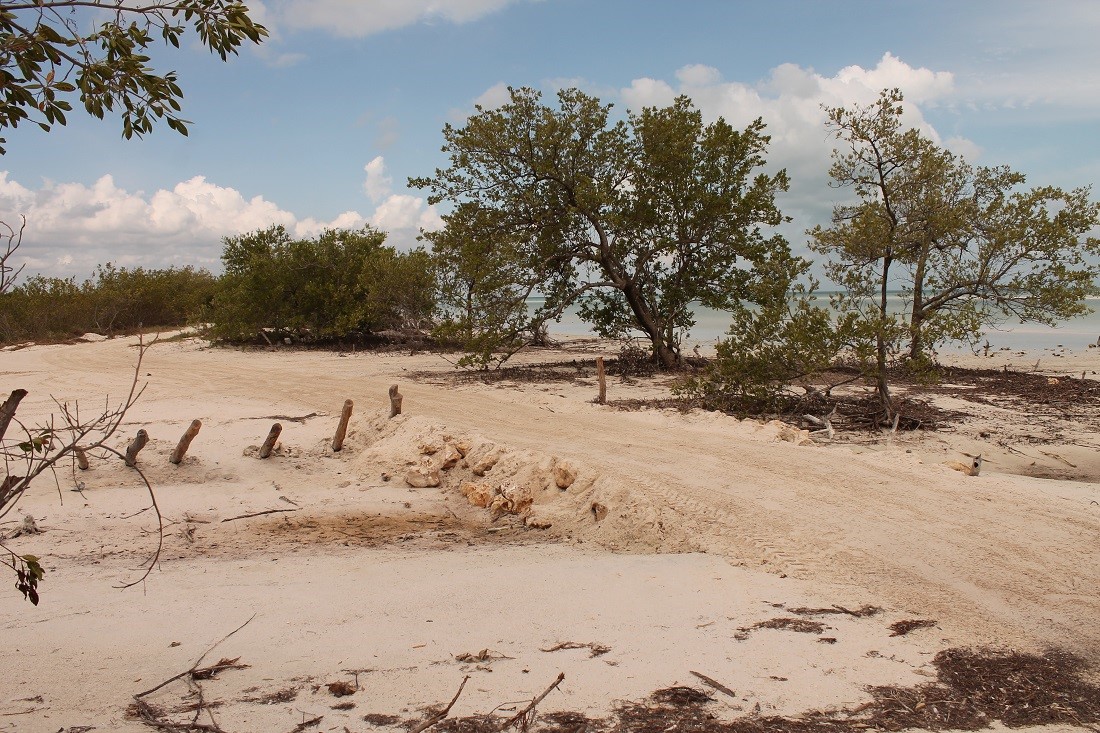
92,357,609,470
101,385,405,470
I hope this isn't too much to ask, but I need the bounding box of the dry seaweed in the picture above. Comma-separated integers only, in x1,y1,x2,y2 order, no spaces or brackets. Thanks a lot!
352,647,1100,733
735,617,827,639
888,619,937,636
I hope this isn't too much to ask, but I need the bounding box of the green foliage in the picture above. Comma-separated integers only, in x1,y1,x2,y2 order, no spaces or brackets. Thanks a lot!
413,87,795,369
0,1,267,153
678,282,848,412
208,225,436,343
427,203,547,367
809,88,1100,417
13,553,43,605
0,263,216,343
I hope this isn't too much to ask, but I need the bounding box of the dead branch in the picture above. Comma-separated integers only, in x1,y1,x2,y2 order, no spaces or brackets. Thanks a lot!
249,412,319,423
499,672,565,731
170,420,202,464
0,389,27,442
130,696,226,732
689,670,736,698
389,384,403,418
0,216,26,296
408,676,469,733
539,641,610,657
332,399,353,452
258,423,282,459
287,716,323,733
125,429,150,467
220,508,299,523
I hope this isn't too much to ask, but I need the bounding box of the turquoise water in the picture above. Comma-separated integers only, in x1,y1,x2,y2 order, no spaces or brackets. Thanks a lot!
528,296,1100,353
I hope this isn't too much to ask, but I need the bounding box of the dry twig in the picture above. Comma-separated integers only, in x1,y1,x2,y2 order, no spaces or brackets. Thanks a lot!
408,676,469,733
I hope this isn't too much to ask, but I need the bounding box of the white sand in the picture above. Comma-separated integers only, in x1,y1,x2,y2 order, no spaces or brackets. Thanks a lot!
1,335,1098,732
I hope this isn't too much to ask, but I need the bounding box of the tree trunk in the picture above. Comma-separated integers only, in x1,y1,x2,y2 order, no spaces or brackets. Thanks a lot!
909,248,928,361
621,283,678,369
876,256,895,423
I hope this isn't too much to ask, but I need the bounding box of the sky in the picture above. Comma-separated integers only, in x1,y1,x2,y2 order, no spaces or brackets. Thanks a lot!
1,0,1098,280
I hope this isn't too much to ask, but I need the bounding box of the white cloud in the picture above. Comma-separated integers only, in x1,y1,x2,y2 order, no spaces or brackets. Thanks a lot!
473,82,512,110
0,173,368,278
619,53,963,256
363,156,393,203
272,0,523,37
0,159,443,278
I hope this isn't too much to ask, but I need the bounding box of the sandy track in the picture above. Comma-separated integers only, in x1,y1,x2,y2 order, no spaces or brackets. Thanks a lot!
31,336,1100,657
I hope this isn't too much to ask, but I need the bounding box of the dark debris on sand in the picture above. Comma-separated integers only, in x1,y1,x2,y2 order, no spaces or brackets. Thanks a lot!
382,648,1099,733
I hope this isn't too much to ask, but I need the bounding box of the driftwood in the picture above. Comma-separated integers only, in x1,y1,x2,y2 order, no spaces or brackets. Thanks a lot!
408,675,468,733
74,446,89,470
388,385,403,418
332,399,353,452
500,672,565,731
0,388,27,441
596,356,607,404
221,508,299,523
170,420,202,465
690,670,736,698
258,423,282,459
125,429,149,467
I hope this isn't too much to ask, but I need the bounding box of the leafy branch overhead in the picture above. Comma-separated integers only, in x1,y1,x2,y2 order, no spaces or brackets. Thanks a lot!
0,0,267,153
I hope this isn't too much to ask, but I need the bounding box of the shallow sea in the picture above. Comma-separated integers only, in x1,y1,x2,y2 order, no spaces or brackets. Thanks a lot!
529,295,1100,354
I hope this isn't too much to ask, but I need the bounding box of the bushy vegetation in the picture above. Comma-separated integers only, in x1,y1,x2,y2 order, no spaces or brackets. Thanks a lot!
0,263,216,343
206,225,436,344
414,87,797,369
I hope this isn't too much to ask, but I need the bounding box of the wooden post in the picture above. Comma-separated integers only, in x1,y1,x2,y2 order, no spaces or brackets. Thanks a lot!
170,419,202,465
125,429,149,467
0,388,28,441
388,385,403,418
332,400,353,452
74,446,89,470
596,356,607,405
259,423,282,459
970,454,983,477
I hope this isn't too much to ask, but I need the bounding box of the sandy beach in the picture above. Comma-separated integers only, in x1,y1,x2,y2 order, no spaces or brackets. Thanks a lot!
2,334,1098,732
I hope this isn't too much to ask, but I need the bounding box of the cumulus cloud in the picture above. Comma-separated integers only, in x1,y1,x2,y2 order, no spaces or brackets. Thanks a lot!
363,156,393,203
620,53,965,253
272,0,523,37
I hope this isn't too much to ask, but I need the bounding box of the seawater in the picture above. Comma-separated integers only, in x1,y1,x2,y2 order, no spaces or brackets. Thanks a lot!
527,295,1100,353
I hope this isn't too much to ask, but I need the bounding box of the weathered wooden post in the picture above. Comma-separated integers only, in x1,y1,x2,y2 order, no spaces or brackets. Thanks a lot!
74,446,90,470
388,385,403,418
258,423,282,459
332,400,353,452
596,356,607,405
170,419,202,465
0,388,27,441
125,429,149,467
970,454,983,477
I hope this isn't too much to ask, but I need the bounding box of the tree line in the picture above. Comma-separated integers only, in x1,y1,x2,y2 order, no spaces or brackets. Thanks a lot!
3,87,1098,426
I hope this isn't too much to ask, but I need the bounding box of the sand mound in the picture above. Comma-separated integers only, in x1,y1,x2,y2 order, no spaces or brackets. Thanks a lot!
348,413,690,553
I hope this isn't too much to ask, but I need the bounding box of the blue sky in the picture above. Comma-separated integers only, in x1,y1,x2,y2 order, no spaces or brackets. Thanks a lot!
1,0,1098,279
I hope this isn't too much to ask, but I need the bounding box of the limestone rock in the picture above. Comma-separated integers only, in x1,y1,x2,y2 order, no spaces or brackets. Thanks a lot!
418,442,440,455
489,483,532,516
452,439,471,457
553,461,577,489
471,451,500,476
591,502,609,522
439,443,463,470
405,460,441,488
461,481,494,508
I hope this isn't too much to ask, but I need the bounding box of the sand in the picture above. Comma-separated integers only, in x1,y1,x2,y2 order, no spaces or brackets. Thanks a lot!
1,334,1098,732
